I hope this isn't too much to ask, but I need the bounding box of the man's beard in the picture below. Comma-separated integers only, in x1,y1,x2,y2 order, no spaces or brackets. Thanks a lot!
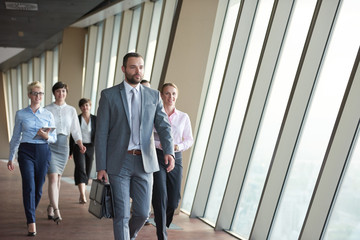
125,73,142,85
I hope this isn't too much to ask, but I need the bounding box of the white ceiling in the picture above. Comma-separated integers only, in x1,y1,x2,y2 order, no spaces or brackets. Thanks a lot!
0,47,24,64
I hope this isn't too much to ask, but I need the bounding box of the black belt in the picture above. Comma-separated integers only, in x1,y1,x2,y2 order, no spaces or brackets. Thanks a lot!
127,149,141,155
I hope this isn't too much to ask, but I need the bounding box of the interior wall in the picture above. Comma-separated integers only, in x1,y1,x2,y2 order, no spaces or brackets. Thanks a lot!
0,73,10,159
58,27,87,177
164,0,220,212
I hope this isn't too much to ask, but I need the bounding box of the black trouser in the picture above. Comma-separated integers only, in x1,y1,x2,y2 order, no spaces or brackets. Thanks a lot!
152,149,182,240
73,143,94,185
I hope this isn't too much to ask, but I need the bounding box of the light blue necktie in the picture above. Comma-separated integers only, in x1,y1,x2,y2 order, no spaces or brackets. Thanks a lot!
131,88,140,145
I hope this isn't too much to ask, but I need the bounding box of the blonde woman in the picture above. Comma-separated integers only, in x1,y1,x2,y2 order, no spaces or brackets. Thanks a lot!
152,83,194,240
8,81,57,236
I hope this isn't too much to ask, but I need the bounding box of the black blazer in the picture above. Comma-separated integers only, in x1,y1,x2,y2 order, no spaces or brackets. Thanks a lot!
69,114,97,155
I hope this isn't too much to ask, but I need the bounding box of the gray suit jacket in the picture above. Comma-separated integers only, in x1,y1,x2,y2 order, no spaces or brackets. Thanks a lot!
95,82,174,174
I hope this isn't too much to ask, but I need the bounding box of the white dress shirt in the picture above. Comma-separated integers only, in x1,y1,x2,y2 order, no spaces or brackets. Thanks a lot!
154,108,193,152
45,102,82,142
124,81,142,150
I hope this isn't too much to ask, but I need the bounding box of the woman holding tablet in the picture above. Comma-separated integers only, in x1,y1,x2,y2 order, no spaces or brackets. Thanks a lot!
8,81,57,236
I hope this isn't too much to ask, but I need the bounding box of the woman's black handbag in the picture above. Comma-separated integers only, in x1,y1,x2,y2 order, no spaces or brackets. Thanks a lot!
88,179,114,219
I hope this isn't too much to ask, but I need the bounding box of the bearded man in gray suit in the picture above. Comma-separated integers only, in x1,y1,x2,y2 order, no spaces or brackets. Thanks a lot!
95,52,175,240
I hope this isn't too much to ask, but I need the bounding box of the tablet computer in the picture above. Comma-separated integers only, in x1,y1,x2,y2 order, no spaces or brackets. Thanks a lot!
33,127,56,139
41,127,56,132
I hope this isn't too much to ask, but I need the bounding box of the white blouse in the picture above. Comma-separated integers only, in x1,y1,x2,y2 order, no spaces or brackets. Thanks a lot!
81,116,92,144
45,102,82,142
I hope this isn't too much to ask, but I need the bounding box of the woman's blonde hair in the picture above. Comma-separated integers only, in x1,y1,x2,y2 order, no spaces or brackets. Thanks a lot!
27,81,43,94
161,83,178,94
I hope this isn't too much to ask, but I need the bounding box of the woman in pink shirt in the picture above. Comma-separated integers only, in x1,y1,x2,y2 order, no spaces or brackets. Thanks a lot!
152,83,193,240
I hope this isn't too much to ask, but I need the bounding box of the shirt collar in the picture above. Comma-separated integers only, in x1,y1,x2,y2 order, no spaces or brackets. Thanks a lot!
124,80,140,93
38,106,45,113
26,105,45,113
168,108,178,118
54,102,67,108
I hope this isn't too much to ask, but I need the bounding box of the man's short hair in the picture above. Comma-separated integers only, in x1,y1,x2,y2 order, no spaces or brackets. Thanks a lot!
123,52,143,67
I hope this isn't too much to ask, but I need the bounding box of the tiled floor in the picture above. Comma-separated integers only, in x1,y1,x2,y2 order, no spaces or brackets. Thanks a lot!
0,160,237,240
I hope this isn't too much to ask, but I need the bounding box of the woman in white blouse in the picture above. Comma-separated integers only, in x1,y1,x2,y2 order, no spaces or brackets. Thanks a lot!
69,98,96,204
45,82,86,223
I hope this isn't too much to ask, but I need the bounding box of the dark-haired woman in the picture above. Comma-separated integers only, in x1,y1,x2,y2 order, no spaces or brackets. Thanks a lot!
45,82,86,223
70,98,96,204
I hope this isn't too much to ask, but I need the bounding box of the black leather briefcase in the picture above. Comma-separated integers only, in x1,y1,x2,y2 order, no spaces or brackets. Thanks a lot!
88,179,114,219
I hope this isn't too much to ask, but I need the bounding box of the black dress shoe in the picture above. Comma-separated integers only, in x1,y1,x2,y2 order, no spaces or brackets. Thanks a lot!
27,231,37,237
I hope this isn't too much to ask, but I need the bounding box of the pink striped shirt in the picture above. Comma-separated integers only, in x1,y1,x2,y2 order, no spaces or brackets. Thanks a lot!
154,108,193,152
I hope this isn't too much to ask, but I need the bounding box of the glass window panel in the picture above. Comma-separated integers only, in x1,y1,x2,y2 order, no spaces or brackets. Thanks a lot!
40,53,45,107
82,34,88,100
322,128,360,239
40,53,45,85
144,0,163,81
270,0,360,238
231,0,316,238
28,60,33,83
107,14,121,88
204,0,274,225
182,0,240,213
10,69,18,112
6,71,14,133
90,22,104,114
53,45,59,86
323,2,360,239
17,66,22,109
128,6,141,53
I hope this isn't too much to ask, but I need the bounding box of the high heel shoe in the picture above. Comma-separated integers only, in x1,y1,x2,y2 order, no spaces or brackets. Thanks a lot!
47,204,54,220
27,224,36,237
27,231,36,237
79,195,87,204
53,209,62,224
